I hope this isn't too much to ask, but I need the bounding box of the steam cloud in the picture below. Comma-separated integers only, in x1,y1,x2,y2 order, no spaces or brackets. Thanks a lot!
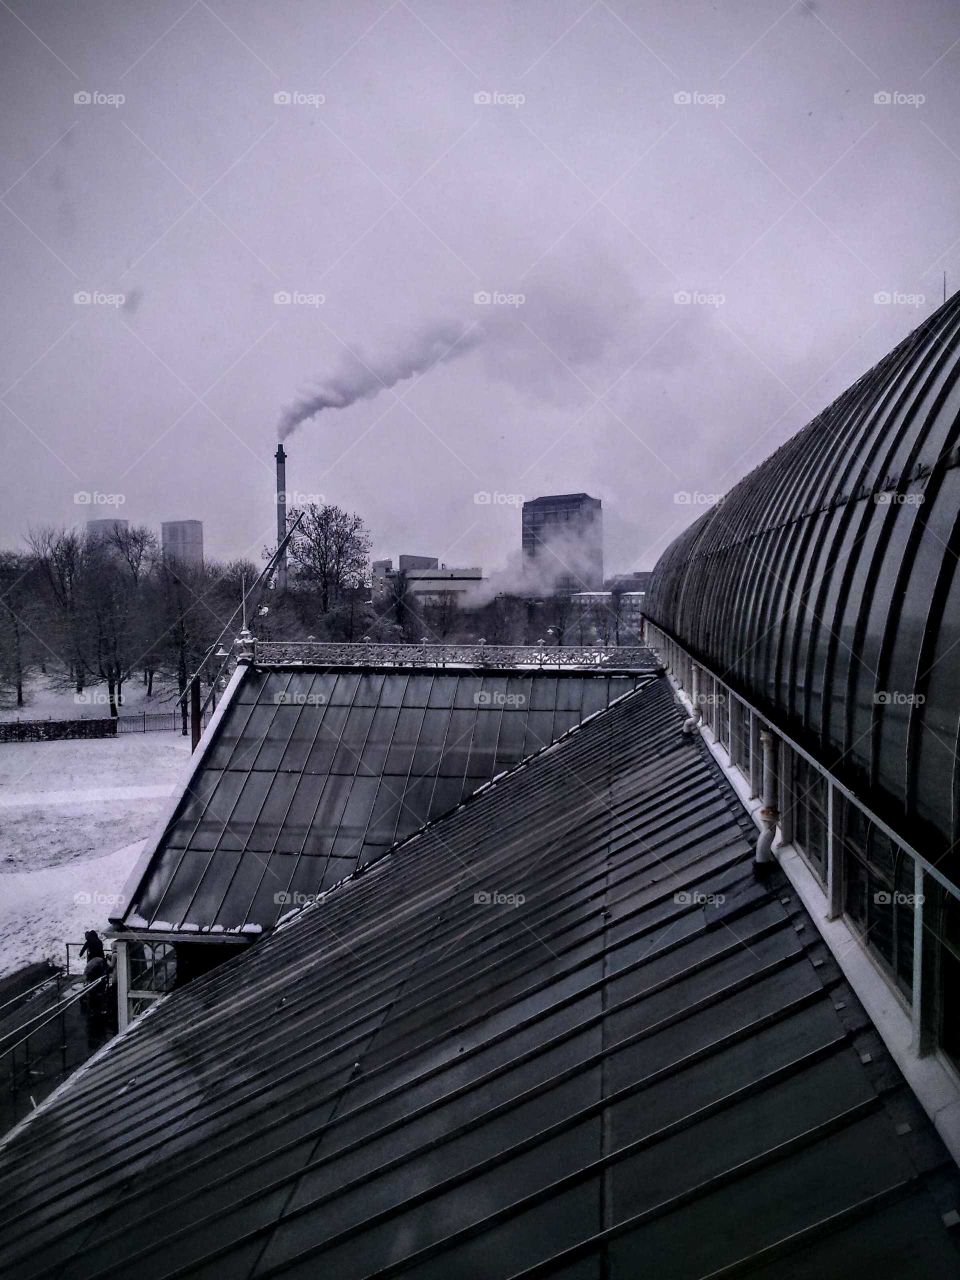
463,525,605,609
279,321,481,438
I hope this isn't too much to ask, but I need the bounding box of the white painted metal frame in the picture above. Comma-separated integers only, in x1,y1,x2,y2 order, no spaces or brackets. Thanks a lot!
644,620,960,1166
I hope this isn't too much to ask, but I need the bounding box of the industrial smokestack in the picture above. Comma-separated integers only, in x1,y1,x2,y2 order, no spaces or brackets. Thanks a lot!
275,442,287,591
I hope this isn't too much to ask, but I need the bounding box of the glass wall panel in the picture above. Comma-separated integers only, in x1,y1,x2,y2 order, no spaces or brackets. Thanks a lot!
787,750,828,883
839,796,913,997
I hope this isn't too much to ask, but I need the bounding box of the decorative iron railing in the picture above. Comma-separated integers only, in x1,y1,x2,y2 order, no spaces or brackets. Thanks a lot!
253,640,661,670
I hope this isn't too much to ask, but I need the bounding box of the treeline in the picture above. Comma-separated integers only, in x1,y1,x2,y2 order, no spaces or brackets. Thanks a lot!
0,501,641,713
0,503,375,714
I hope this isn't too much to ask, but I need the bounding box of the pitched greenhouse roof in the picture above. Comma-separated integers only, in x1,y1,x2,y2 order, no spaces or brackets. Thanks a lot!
4,676,959,1278
117,665,650,935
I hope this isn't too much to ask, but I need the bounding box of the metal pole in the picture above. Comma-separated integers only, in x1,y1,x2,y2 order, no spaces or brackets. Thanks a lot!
754,728,779,877
190,676,202,751
116,941,130,1032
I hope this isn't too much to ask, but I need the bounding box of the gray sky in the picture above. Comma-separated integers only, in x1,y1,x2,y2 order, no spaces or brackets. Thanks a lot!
2,0,959,575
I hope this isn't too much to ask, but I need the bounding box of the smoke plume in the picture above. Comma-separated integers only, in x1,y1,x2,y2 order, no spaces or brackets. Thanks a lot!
279,320,481,438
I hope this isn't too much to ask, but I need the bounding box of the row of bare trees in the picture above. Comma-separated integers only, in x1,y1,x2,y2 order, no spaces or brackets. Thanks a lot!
0,503,379,714
0,500,641,712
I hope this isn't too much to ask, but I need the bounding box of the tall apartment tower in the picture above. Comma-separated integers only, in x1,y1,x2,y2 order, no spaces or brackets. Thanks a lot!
161,520,204,566
521,493,603,592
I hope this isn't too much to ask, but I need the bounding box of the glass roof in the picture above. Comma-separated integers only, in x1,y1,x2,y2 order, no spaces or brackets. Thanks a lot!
120,667,644,934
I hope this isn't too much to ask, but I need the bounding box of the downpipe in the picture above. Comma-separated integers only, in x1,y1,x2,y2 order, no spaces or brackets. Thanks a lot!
754,728,779,879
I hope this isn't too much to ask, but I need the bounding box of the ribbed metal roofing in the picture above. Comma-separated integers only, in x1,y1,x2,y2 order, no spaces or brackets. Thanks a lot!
645,294,960,857
3,678,958,1278
117,667,647,935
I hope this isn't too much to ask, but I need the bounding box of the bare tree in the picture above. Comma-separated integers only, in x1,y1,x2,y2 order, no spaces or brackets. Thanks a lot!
421,590,461,641
29,527,90,692
0,551,41,707
286,504,371,615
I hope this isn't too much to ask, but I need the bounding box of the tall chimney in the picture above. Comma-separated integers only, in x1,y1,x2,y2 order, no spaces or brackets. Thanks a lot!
275,442,288,591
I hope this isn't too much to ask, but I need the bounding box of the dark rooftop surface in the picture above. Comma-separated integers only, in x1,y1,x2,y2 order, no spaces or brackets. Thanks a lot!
118,667,647,935
523,493,598,506
3,677,959,1279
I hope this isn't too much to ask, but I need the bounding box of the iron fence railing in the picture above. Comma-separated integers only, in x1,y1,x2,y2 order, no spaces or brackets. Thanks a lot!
1,706,214,742
0,970,100,1107
644,619,960,1073
254,640,661,670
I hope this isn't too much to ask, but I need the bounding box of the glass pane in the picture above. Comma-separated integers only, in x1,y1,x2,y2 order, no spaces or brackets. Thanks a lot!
328,672,361,704
303,706,349,775
216,772,273,851
331,707,376,775
358,705,402,776
352,674,384,706
384,708,425,775
330,777,381,860
410,707,449,776
378,674,409,705
402,675,434,706
438,710,476,776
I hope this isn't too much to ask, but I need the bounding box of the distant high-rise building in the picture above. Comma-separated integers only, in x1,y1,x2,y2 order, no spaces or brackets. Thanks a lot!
521,493,603,591
86,517,129,540
162,519,204,566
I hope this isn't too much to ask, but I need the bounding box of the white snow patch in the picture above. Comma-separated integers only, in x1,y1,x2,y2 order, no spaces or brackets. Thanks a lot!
0,838,147,978
0,732,189,871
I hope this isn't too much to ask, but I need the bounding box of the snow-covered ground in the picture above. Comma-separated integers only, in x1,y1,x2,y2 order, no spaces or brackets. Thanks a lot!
0,732,191,975
0,839,148,979
0,733,190,871
0,672,181,722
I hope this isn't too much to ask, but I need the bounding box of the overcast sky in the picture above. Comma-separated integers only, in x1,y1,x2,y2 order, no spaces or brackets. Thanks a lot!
2,0,959,575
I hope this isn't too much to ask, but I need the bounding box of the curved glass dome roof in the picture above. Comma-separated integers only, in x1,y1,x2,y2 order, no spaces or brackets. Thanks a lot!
645,294,960,858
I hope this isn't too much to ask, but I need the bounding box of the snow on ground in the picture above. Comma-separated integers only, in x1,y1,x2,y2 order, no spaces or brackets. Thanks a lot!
0,732,189,872
0,839,148,979
0,730,192,974
0,672,181,722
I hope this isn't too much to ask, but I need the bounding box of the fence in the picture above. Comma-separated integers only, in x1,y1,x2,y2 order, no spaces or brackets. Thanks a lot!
0,963,111,1132
0,707,218,742
254,639,662,670
0,718,117,743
